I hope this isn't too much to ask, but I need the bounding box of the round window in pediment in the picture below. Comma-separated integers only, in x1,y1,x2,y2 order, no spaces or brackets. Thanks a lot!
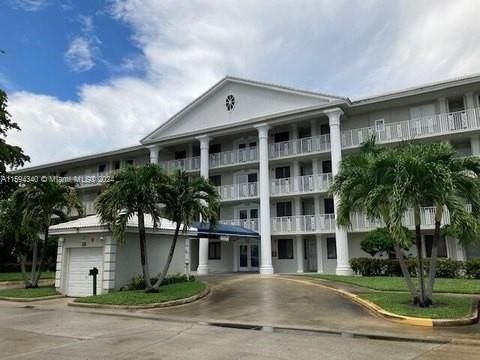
226,94,235,112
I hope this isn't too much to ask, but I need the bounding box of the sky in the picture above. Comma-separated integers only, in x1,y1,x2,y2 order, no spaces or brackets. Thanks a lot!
1,0,480,167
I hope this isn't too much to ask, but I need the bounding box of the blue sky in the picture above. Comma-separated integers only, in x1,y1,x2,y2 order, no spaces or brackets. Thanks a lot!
2,0,480,166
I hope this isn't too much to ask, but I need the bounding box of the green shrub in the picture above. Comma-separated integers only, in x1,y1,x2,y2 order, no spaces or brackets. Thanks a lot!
121,273,195,291
360,228,395,257
465,258,480,279
432,258,463,278
350,258,384,276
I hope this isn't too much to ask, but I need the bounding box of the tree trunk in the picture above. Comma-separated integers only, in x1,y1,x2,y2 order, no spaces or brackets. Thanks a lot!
29,239,38,289
138,211,153,290
152,222,181,291
414,207,427,307
426,205,443,305
14,232,31,288
32,227,48,287
394,243,418,300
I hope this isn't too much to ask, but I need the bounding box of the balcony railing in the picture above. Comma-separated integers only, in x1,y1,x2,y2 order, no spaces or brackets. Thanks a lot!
209,147,258,168
220,219,260,232
271,214,336,234
159,157,201,172
341,108,480,149
269,134,330,159
270,173,332,196
216,182,258,201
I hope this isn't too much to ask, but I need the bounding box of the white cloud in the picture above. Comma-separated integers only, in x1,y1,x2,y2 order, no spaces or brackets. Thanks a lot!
65,37,95,72
8,0,480,166
10,0,49,11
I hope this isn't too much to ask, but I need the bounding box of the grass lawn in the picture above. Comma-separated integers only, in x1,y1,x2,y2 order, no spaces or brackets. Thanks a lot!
0,286,58,299
76,281,206,305
360,292,474,319
0,271,55,282
305,274,480,294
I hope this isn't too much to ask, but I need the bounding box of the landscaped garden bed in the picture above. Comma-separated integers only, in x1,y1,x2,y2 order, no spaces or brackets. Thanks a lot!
75,281,207,306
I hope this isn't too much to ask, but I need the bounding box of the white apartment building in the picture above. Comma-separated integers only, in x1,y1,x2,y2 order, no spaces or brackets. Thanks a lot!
18,75,480,277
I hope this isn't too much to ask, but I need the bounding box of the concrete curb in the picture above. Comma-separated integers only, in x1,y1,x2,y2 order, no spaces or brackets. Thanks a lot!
277,276,479,327
68,285,210,310
0,294,64,302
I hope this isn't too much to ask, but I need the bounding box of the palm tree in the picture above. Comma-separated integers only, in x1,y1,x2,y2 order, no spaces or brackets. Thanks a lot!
95,164,165,291
331,138,418,300
17,180,83,287
150,170,220,291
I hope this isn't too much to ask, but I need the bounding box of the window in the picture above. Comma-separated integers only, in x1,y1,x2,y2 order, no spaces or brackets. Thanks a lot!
275,166,291,179
209,144,222,154
59,171,68,177
98,164,107,173
374,119,385,132
209,175,221,186
324,198,335,214
225,94,235,111
424,235,448,258
208,242,221,260
320,124,330,135
248,173,258,183
278,239,294,259
113,161,121,170
192,145,201,157
238,143,246,149
448,97,465,112
274,131,290,143
322,160,332,173
276,202,292,217
250,208,258,219
327,237,337,259
239,209,248,220
299,127,311,138
175,150,186,160
249,141,257,148
125,159,134,165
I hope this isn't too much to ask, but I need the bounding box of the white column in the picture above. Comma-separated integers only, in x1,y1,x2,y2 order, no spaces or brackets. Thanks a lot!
148,145,161,164
296,235,304,273
55,237,64,292
233,241,239,272
196,135,210,275
316,234,324,273
465,92,475,109
103,236,116,293
254,123,274,274
291,124,298,155
293,159,301,194
325,108,352,275
438,97,448,114
470,135,480,155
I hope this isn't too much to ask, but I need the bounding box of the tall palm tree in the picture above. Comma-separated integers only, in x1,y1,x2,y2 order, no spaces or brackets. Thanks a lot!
18,180,83,287
150,170,220,291
95,164,165,291
331,138,418,300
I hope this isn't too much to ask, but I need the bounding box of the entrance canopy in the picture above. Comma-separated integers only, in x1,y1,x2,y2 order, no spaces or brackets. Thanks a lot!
193,222,259,240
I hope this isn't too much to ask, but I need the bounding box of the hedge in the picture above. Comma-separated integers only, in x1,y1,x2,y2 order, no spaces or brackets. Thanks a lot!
349,257,479,278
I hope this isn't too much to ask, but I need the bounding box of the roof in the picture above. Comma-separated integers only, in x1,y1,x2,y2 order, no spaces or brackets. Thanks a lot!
141,76,347,144
14,144,148,174
193,221,259,239
49,214,197,235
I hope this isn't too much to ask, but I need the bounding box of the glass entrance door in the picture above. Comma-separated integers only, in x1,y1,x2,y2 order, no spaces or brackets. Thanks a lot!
238,243,259,272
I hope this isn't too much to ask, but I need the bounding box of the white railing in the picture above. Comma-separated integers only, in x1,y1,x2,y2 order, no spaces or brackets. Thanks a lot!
269,134,330,159
270,173,332,196
216,182,259,201
209,147,258,168
159,157,201,172
341,108,480,149
220,219,260,232
271,214,336,234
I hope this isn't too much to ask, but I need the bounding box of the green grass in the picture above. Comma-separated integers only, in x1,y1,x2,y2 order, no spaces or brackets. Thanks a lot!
304,274,480,294
0,286,58,299
360,292,474,319
0,271,55,282
76,281,206,305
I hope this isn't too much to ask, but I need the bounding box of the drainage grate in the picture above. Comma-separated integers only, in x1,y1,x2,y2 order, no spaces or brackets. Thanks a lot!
208,322,263,331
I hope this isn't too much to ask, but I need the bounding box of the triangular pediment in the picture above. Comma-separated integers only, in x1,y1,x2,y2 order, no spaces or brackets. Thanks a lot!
142,77,344,143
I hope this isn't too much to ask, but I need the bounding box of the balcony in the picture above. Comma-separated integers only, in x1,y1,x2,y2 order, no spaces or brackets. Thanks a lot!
209,147,258,168
220,218,260,232
341,108,480,149
216,182,258,201
271,214,336,234
270,173,332,196
269,134,330,159
159,157,201,172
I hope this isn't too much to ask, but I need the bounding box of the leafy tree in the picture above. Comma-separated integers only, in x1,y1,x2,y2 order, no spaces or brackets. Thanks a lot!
17,180,83,287
150,170,220,291
96,164,166,291
0,89,30,199
361,228,396,257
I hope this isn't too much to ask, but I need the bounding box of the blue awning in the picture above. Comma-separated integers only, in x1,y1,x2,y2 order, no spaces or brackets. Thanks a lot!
193,222,259,239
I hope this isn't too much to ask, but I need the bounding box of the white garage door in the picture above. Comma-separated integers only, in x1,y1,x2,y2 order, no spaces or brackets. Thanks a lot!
67,247,104,297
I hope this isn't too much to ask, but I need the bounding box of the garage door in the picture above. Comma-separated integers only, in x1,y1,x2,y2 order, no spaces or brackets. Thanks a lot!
66,247,104,297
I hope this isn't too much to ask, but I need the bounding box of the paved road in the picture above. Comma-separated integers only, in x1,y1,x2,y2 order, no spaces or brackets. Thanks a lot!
0,301,478,360
148,274,480,340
